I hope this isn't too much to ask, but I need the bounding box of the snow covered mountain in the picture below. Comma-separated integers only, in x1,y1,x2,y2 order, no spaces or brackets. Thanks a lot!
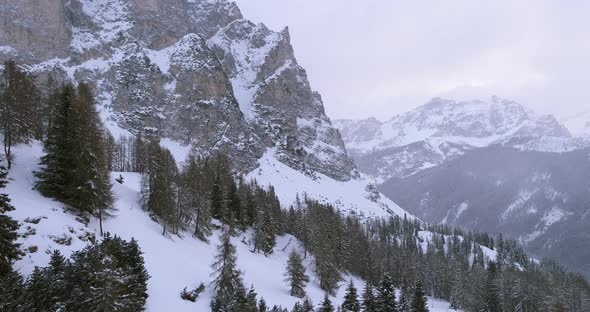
562,110,590,137
0,0,410,217
335,98,590,278
334,96,588,181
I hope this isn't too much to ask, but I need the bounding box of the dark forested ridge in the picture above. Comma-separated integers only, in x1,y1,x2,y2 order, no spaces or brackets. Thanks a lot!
0,61,589,311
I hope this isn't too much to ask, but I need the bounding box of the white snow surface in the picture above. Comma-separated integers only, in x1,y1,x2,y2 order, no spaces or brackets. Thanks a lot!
6,142,456,311
247,148,412,219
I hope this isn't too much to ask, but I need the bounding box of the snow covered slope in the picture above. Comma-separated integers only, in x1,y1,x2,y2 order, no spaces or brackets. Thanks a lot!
6,142,455,311
247,149,410,219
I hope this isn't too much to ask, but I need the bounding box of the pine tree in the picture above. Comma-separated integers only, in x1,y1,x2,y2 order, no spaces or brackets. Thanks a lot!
66,235,149,311
342,280,361,312
0,165,20,276
484,261,501,312
35,84,76,202
0,269,25,310
69,82,114,235
284,250,309,298
122,238,150,310
318,294,335,312
362,283,377,312
376,274,397,312
259,298,269,312
300,297,315,312
0,60,38,169
411,280,428,312
47,250,67,309
211,232,244,311
254,204,277,255
24,266,50,311
178,155,212,241
140,139,177,235
34,83,114,232
399,279,411,312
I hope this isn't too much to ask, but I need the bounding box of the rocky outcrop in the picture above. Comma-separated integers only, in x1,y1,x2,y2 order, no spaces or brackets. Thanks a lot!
0,0,354,180
0,0,71,62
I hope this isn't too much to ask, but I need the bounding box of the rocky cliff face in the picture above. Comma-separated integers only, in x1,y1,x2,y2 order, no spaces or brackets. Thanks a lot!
0,0,354,180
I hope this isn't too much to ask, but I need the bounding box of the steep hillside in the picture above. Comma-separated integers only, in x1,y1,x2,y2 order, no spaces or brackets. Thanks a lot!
7,142,456,311
0,0,401,219
380,146,590,278
1,0,353,181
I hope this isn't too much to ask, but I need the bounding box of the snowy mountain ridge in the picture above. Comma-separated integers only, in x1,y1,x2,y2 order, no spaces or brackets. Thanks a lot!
334,96,588,181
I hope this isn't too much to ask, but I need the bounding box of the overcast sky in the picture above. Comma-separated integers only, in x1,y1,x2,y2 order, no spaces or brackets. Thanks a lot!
234,0,590,123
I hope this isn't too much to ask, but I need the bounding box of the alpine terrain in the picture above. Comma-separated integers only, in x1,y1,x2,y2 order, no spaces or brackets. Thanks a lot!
335,97,590,278
1,1,589,311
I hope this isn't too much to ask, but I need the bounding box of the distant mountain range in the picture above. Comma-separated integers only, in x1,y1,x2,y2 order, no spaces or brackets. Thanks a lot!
335,97,590,277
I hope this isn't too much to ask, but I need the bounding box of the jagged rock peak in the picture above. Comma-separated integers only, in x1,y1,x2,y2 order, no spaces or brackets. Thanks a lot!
1,0,355,181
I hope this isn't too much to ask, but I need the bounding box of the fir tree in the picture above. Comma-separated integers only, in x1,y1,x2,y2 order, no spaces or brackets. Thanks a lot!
318,294,335,312
178,155,212,241
0,165,20,276
398,279,411,312
211,232,244,311
484,261,501,312
35,84,76,202
284,250,309,298
69,82,114,235
361,282,377,312
34,83,114,232
254,205,277,255
342,280,361,312
140,139,177,235
0,269,25,310
24,266,50,311
259,298,269,312
376,275,397,312
0,60,39,168
300,297,315,312
411,280,428,312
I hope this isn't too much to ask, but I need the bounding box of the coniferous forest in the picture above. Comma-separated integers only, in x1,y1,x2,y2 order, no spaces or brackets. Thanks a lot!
1,61,590,311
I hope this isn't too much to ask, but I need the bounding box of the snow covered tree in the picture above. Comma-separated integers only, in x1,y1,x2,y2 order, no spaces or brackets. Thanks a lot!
318,294,335,312
69,82,114,235
484,261,501,312
341,280,361,312
0,165,19,276
258,298,269,312
0,269,25,310
211,232,244,311
376,274,397,312
253,204,277,255
178,155,212,241
64,235,149,311
399,279,411,312
35,83,114,233
284,250,309,298
411,280,428,312
0,60,39,169
362,283,378,312
140,139,178,235
35,84,76,202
